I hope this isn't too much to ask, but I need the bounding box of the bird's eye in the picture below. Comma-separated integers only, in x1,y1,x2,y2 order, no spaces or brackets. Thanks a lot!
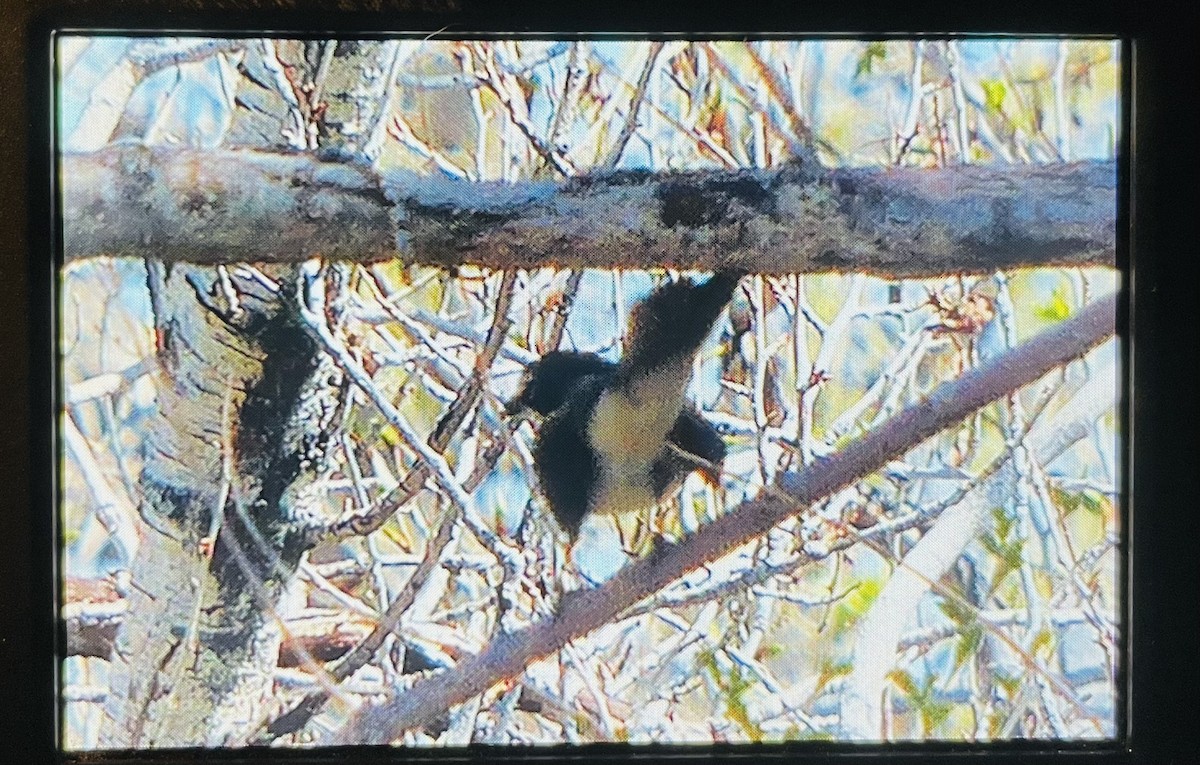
504,392,526,416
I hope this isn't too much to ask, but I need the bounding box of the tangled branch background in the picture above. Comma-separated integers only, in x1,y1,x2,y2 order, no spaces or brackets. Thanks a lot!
59,38,1120,746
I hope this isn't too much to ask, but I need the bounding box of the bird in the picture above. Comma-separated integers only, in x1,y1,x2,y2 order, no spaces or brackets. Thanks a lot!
506,269,745,539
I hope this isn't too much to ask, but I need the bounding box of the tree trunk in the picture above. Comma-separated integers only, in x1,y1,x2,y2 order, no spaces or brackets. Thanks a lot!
96,38,407,749
100,261,344,747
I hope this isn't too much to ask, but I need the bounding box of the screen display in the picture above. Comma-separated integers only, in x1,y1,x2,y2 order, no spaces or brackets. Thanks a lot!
56,36,1122,749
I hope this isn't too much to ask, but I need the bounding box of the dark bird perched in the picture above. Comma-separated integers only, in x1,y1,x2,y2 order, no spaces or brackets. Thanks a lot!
506,269,746,538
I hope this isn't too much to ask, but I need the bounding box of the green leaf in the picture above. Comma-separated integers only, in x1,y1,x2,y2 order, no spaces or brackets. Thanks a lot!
1036,287,1073,321
758,643,784,660
509,327,530,351
831,576,884,633
725,663,764,741
814,659,853,695
1031,628,1055,657
832,432,857,451
1002,536,1025,570
790,725,835,742
937,593,974,626
855,41,888,78
953,622,984,671
988,709,1006,738
888,668,918,697
991,506,1015,542
922,701,953,734
994,672,1021,699
979,531,1004,558
1050,484,1082,516
1081,490,1106,516
379,424,402,447
728,662,753,698
982,508,1026,596
699,650,765,742
981,535,1024,596
981,79,1007,114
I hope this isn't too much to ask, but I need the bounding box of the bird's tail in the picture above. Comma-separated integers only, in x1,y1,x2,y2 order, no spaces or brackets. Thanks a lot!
622,268,747,373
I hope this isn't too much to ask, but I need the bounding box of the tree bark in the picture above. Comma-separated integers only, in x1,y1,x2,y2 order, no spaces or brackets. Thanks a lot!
335,292,1117,745
99,262,345,747
66,149,1118,743
62,148,1116,277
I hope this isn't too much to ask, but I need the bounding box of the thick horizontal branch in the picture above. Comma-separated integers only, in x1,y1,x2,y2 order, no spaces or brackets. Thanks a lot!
63,576,126,660
62,149,396,264
62,148,1116,277
334,291,1118,744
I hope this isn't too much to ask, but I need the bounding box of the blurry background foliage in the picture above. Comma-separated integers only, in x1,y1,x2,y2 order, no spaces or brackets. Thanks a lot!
59,38,1119,745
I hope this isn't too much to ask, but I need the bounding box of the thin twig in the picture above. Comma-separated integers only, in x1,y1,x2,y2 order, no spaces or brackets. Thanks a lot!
945,41,972,164
600,41,665,171
546,270,584,352
67,357,158,405
260,270,521,741
1054,39,1072,162
308,40,336,116
62,412,141,566
258,39,309,150
363,41,420,162
895,40,928,166
548,41,586,153
333,292,1116,744
475,43,576,178
388,115,472,180
592,49,740,169
701,41,799,158
743,40,816,149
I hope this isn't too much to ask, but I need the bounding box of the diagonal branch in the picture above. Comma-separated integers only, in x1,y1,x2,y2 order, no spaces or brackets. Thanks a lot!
742,41,815,149
333,291,1117,744
545,269,584,353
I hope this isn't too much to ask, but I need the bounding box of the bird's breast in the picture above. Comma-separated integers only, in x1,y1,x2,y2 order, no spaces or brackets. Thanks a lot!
588,385,684,464
588,477,658,517
585,365,689,516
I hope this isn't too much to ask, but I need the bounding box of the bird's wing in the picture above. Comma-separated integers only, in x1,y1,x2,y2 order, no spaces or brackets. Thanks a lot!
508,350,617,416
533,380,602,537
653,406,726,495
670,407,726,479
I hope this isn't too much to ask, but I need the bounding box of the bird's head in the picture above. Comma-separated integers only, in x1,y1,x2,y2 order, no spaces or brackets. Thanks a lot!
504,350,615,417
